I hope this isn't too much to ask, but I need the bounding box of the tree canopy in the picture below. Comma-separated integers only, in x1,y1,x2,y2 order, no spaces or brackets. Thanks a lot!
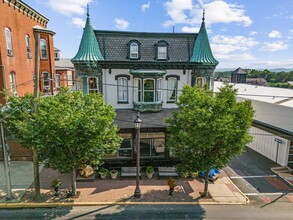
3,89,121,194
166,84,254,196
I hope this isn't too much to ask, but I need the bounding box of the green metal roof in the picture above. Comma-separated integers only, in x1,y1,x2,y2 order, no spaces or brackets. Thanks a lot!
71,9,104,63
190,13,218,66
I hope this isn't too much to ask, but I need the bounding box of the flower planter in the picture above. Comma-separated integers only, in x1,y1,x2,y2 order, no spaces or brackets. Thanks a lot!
99,173,107,179
146,172,154,179
110,170,118,179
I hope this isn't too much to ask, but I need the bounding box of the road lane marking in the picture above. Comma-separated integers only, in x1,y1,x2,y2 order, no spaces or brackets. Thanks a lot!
230,175,277,179
244,192,292,196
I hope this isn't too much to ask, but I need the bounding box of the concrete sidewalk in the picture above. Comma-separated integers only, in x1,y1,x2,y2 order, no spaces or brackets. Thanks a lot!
0,162,248,207
0,161,36,203
272,167,293,186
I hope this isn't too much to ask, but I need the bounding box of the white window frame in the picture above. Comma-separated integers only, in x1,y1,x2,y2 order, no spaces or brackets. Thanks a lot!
42,72,51,92
40,39,48,59
5,27,13,55
143,78,155,103
130,42,138,59
117,77,128,103
134,78,142,102
55,74,61,90
157,46,167,60
156,78,162,102
196,77,206,89
167,77,178,102
88,77,99,93
9,72,17,95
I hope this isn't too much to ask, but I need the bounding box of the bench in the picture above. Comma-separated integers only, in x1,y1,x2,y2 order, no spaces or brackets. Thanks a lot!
158,167,179,179
120,167,141,179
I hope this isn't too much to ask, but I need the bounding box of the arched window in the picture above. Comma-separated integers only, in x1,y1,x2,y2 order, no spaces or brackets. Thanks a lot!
128,40,141,60
130,42,138,59
40,39,48,59
88,77,99,93
9,72,17,95
25,35,32,58
5,27,13,56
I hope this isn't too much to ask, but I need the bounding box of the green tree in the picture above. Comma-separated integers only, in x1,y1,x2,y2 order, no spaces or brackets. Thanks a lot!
3,89,121,196
166,85,254,197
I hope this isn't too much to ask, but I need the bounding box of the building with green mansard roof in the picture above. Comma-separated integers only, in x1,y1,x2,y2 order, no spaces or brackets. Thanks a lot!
72,8,218,166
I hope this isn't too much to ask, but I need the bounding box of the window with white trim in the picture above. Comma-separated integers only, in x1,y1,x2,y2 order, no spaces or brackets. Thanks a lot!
167,77,177,102
9,72,17,95
156,40,168,60
5,27,13,56
158,46,167,60
55,74,61,90
25,35,32,58
130,42,138,59
143,79,155,102
117,77,128,102
134,78,142,102
42,72,50,92
196,77,206,89
40,39,48,59
88,77,98,93
156,78,162,102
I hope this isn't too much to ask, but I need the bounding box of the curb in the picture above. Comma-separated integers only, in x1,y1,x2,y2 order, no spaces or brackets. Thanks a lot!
0,201,247,209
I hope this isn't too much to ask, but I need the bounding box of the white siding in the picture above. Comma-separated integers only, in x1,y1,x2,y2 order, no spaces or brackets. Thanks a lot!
103,69,190,109
248,126,289,166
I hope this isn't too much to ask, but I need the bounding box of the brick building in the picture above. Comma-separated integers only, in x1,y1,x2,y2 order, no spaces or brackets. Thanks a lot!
0,0,56,104
0,0,56,161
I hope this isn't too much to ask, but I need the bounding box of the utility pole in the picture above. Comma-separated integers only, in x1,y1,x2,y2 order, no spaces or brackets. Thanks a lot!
33,31,41,201
0,122,12,199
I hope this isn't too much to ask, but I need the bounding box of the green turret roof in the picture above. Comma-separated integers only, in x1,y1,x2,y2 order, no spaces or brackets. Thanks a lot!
71,6,104,63
190,11,218,66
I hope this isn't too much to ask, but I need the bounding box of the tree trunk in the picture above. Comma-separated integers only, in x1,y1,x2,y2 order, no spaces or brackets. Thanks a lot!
71,168,76,196
203,171,209,197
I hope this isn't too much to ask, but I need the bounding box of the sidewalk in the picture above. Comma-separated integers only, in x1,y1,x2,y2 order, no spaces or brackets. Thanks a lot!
271,166,293,186
0,162,248,208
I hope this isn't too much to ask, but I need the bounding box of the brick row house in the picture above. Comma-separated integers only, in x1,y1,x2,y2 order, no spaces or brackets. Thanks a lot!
0,0,56,160
72,9,218,167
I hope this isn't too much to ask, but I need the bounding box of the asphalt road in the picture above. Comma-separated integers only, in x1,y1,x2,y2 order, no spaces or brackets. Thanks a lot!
224,147,293,204
1,204,293,219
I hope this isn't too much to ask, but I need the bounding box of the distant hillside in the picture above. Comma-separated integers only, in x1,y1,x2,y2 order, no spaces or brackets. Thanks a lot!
216,68,293,73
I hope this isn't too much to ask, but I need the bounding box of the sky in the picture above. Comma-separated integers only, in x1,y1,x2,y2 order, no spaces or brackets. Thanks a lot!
24,0,293,70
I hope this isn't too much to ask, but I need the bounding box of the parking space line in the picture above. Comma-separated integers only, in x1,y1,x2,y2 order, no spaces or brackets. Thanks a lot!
230,175,277,179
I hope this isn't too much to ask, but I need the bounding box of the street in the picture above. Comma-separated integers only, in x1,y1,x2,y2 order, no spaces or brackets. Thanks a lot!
224,147,293,205
1,203,293,219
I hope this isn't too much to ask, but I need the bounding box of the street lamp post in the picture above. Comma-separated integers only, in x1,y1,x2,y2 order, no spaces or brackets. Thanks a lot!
134,112,142,198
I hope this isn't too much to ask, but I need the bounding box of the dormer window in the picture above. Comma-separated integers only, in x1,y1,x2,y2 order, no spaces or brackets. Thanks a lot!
127,40,141,60
130,43,138,59
156,40,168,61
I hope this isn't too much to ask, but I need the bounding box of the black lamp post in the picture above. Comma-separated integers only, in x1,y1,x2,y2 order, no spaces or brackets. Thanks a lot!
134,112,142,198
